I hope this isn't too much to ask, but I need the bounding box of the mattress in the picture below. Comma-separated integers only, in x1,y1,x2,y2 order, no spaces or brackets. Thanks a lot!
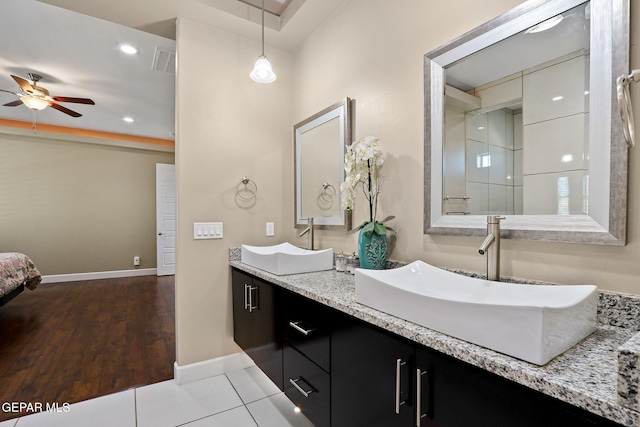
0,252,41,297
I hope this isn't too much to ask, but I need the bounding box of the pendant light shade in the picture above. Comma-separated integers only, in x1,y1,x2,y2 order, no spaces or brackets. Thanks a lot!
250,55,277,83
250,0,276,83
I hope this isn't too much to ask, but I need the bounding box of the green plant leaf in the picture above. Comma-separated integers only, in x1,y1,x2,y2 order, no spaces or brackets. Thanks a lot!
373,222,387,235
362,221,375,238
378,215,395,224
347,221,368,235
385,226,397,237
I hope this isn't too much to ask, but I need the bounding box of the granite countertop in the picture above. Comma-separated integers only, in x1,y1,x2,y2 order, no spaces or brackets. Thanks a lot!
230,260,640,426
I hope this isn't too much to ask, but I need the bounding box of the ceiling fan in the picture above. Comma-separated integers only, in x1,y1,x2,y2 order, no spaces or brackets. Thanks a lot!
0,73,94,117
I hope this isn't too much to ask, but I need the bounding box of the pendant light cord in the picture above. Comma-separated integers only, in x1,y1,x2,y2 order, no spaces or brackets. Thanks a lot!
261,0,265,56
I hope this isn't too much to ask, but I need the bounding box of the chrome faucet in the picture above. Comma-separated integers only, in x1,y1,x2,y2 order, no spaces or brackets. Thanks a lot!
478,215,505,281
298,217,315,250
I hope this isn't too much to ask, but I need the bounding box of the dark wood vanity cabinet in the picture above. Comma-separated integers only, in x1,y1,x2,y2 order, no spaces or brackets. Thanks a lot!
231,269,283,390
231,268,623,427
332,315,414,427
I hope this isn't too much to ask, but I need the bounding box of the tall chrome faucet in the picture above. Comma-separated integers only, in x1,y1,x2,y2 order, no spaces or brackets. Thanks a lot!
298,217,315,250
478,215,505,281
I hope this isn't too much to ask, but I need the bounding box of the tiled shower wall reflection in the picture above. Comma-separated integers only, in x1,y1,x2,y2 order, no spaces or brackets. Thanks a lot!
443,51,589,216
465,109,523,215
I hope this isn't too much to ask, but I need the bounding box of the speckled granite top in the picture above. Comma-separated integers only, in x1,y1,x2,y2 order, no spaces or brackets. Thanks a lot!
230,256,640,426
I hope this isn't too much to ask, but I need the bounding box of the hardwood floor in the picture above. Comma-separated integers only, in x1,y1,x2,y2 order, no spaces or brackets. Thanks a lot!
0,275,175,422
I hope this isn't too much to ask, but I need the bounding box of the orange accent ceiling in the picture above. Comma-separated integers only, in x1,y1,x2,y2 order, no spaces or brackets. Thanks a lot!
0,118,175,147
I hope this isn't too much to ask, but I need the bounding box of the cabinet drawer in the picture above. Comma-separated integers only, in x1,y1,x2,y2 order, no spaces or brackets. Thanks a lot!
284,345,330,427
283,292,331,372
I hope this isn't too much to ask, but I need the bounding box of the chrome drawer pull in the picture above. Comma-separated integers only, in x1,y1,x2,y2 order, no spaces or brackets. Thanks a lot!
395,358,407,414
289,377,314,398
416,368,428,426
289,321,315,336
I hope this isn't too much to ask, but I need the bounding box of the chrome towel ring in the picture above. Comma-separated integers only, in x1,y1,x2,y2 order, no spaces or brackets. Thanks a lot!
236,177,257,200
616,69,640,148
319,182,336,202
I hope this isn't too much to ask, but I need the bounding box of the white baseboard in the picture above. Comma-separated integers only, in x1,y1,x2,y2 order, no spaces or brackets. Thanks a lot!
174,352,255,386
41,268,157,284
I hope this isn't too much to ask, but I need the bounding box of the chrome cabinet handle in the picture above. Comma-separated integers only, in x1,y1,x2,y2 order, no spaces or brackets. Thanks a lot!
289,321,315,336
416,368,427,426
244,284,258,312
247,285,258,312
395,358,407,414
289,377,314,398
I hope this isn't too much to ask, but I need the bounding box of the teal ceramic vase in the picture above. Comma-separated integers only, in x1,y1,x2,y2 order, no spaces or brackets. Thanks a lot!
358,228,388,270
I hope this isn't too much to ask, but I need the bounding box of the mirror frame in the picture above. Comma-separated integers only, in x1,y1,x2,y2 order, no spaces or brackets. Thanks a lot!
294,98,353,230
424,0,629,245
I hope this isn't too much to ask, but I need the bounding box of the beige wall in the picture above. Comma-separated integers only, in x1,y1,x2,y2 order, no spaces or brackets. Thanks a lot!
288,0,640,294
0,129,174,275
175,17,293,365
174,0,640,365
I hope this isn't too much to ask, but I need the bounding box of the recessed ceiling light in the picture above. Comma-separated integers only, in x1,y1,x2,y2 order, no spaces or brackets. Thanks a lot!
525,15,563,34
118,44,139,55
123,117,134,123
552,96,564,102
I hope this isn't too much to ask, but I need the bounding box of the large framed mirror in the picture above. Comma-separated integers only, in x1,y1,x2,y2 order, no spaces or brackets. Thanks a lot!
424,0,629,245
295,98,353,230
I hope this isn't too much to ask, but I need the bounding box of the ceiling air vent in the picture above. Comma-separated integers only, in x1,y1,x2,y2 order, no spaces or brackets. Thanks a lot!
152,47,176,74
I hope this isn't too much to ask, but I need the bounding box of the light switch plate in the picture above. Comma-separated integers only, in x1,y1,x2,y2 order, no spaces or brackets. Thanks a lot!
266,222,275,236
194,222,223,239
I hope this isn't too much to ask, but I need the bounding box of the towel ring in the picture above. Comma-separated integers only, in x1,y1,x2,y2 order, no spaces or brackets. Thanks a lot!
236,177,257,200
319,182,336,202
616,69,640,148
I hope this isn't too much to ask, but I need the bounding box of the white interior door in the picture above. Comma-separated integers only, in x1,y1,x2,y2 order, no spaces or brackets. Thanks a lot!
156,163,176,276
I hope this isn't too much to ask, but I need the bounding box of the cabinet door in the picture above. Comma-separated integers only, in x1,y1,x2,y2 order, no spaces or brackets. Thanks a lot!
250,278,283,390
231,269,253,350
332,316,414,427
415,347,623,427
231,269,283,390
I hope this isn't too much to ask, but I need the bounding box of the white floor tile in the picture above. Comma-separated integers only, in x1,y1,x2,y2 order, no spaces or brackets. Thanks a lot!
179,406,257,426
14,390,135,427
227,366,281,404
136,376,244,427
246,393,314,427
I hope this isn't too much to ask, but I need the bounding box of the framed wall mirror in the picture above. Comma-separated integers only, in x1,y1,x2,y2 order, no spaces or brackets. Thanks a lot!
295,98,353,230
424,0,629,245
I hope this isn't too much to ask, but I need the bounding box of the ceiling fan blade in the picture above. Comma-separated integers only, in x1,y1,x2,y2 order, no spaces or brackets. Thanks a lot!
3,100,23,107
53,96,95,105
0,88,19,96
50,102,82,118
11,75,34,93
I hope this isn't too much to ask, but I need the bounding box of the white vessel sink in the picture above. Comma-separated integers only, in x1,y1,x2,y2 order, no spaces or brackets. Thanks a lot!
241,242,333,275
355,261,597,365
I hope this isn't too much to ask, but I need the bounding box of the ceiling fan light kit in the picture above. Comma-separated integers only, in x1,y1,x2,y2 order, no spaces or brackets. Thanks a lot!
1,73,95,117
20,95,49,111
250,0,276,84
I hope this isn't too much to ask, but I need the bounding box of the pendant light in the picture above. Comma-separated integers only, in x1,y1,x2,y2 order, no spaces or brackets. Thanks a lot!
250,0,277,83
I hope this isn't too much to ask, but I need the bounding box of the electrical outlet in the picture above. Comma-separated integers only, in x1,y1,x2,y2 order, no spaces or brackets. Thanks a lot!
266,222,275,236
133,256,140,266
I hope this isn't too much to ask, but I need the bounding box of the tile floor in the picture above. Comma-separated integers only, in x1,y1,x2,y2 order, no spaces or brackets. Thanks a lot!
0,366,314,427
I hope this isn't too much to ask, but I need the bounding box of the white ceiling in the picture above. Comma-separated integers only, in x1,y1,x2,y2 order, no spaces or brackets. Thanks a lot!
0,0,347,141
0,0,177,140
